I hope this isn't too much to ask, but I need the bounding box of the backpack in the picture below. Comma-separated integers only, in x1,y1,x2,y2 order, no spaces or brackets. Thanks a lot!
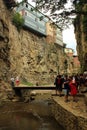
57,78,61,85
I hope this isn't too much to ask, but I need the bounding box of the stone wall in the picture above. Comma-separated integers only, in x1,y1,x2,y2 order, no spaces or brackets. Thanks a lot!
51,100,87,130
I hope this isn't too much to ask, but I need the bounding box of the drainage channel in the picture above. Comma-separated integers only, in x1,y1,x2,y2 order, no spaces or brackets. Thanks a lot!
0,93,65,130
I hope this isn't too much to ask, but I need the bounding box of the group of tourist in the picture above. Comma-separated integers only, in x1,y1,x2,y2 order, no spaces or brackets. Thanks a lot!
54,73,87,102
10,76,20,88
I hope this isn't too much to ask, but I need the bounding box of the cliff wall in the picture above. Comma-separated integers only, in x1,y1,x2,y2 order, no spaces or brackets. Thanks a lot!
0,0,65,87
74,4,87,72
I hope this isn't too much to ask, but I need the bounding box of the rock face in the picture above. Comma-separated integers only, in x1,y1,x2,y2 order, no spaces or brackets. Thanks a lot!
8,24,65,85
0,0,65,86
0,0,10,81
74,4,87,72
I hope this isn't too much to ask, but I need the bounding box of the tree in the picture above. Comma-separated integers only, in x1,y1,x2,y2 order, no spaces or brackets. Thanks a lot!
32,0,87,29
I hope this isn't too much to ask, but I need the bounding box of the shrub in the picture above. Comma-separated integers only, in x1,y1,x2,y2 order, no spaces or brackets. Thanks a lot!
12,12,24,31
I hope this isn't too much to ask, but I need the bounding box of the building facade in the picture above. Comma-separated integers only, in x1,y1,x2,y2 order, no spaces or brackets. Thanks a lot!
73,55,80,73
16,1,64,47
16,1,49,36
64,48,80,74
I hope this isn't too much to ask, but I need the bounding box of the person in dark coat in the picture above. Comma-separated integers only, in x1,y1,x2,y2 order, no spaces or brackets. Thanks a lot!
54,75,63,96
63,75,70,102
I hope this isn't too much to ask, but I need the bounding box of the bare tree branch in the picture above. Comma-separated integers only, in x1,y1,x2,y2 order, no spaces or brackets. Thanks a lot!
32,0,87,28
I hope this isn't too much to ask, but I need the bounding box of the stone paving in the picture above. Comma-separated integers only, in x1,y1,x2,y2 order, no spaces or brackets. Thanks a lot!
52,94,87,118
31,90,87,119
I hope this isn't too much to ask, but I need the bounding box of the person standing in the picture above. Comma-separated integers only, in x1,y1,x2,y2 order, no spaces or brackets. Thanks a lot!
16,76,20,86
63,75,70,102
10,76,15,88
69,77,78,102
54,75,63,96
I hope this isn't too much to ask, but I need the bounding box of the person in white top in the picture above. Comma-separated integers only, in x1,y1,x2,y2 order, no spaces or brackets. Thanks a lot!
10,76,15,88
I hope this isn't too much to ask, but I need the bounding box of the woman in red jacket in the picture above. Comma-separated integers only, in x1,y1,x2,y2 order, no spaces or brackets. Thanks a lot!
69,77,78,102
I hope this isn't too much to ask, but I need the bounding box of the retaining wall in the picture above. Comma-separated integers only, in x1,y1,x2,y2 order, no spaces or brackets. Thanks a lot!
51,99,87,130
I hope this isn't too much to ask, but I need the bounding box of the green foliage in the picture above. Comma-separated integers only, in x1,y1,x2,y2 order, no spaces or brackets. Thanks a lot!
75,3,82,12
22,81,34,86
75,0,87,14
12,12,24,31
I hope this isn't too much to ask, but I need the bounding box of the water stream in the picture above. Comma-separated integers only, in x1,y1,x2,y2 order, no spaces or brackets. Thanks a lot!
0,94,64,130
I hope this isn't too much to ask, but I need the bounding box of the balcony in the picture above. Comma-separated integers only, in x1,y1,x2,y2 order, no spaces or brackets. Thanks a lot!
16,2,47,36
24,15,46,35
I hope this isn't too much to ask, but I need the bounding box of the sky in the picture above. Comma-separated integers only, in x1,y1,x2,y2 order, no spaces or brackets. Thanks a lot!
63,25,77,54
17,0,77,54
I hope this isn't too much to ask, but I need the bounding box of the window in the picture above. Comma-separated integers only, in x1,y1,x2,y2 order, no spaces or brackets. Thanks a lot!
26,4,28,8
35,17,38,22
25,11,27,16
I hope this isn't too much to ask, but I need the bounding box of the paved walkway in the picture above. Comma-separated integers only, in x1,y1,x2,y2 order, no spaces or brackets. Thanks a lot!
31,90,87,118
52,94,87,118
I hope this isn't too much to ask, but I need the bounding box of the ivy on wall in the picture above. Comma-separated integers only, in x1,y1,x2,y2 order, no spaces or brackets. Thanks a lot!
12,12,24,31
